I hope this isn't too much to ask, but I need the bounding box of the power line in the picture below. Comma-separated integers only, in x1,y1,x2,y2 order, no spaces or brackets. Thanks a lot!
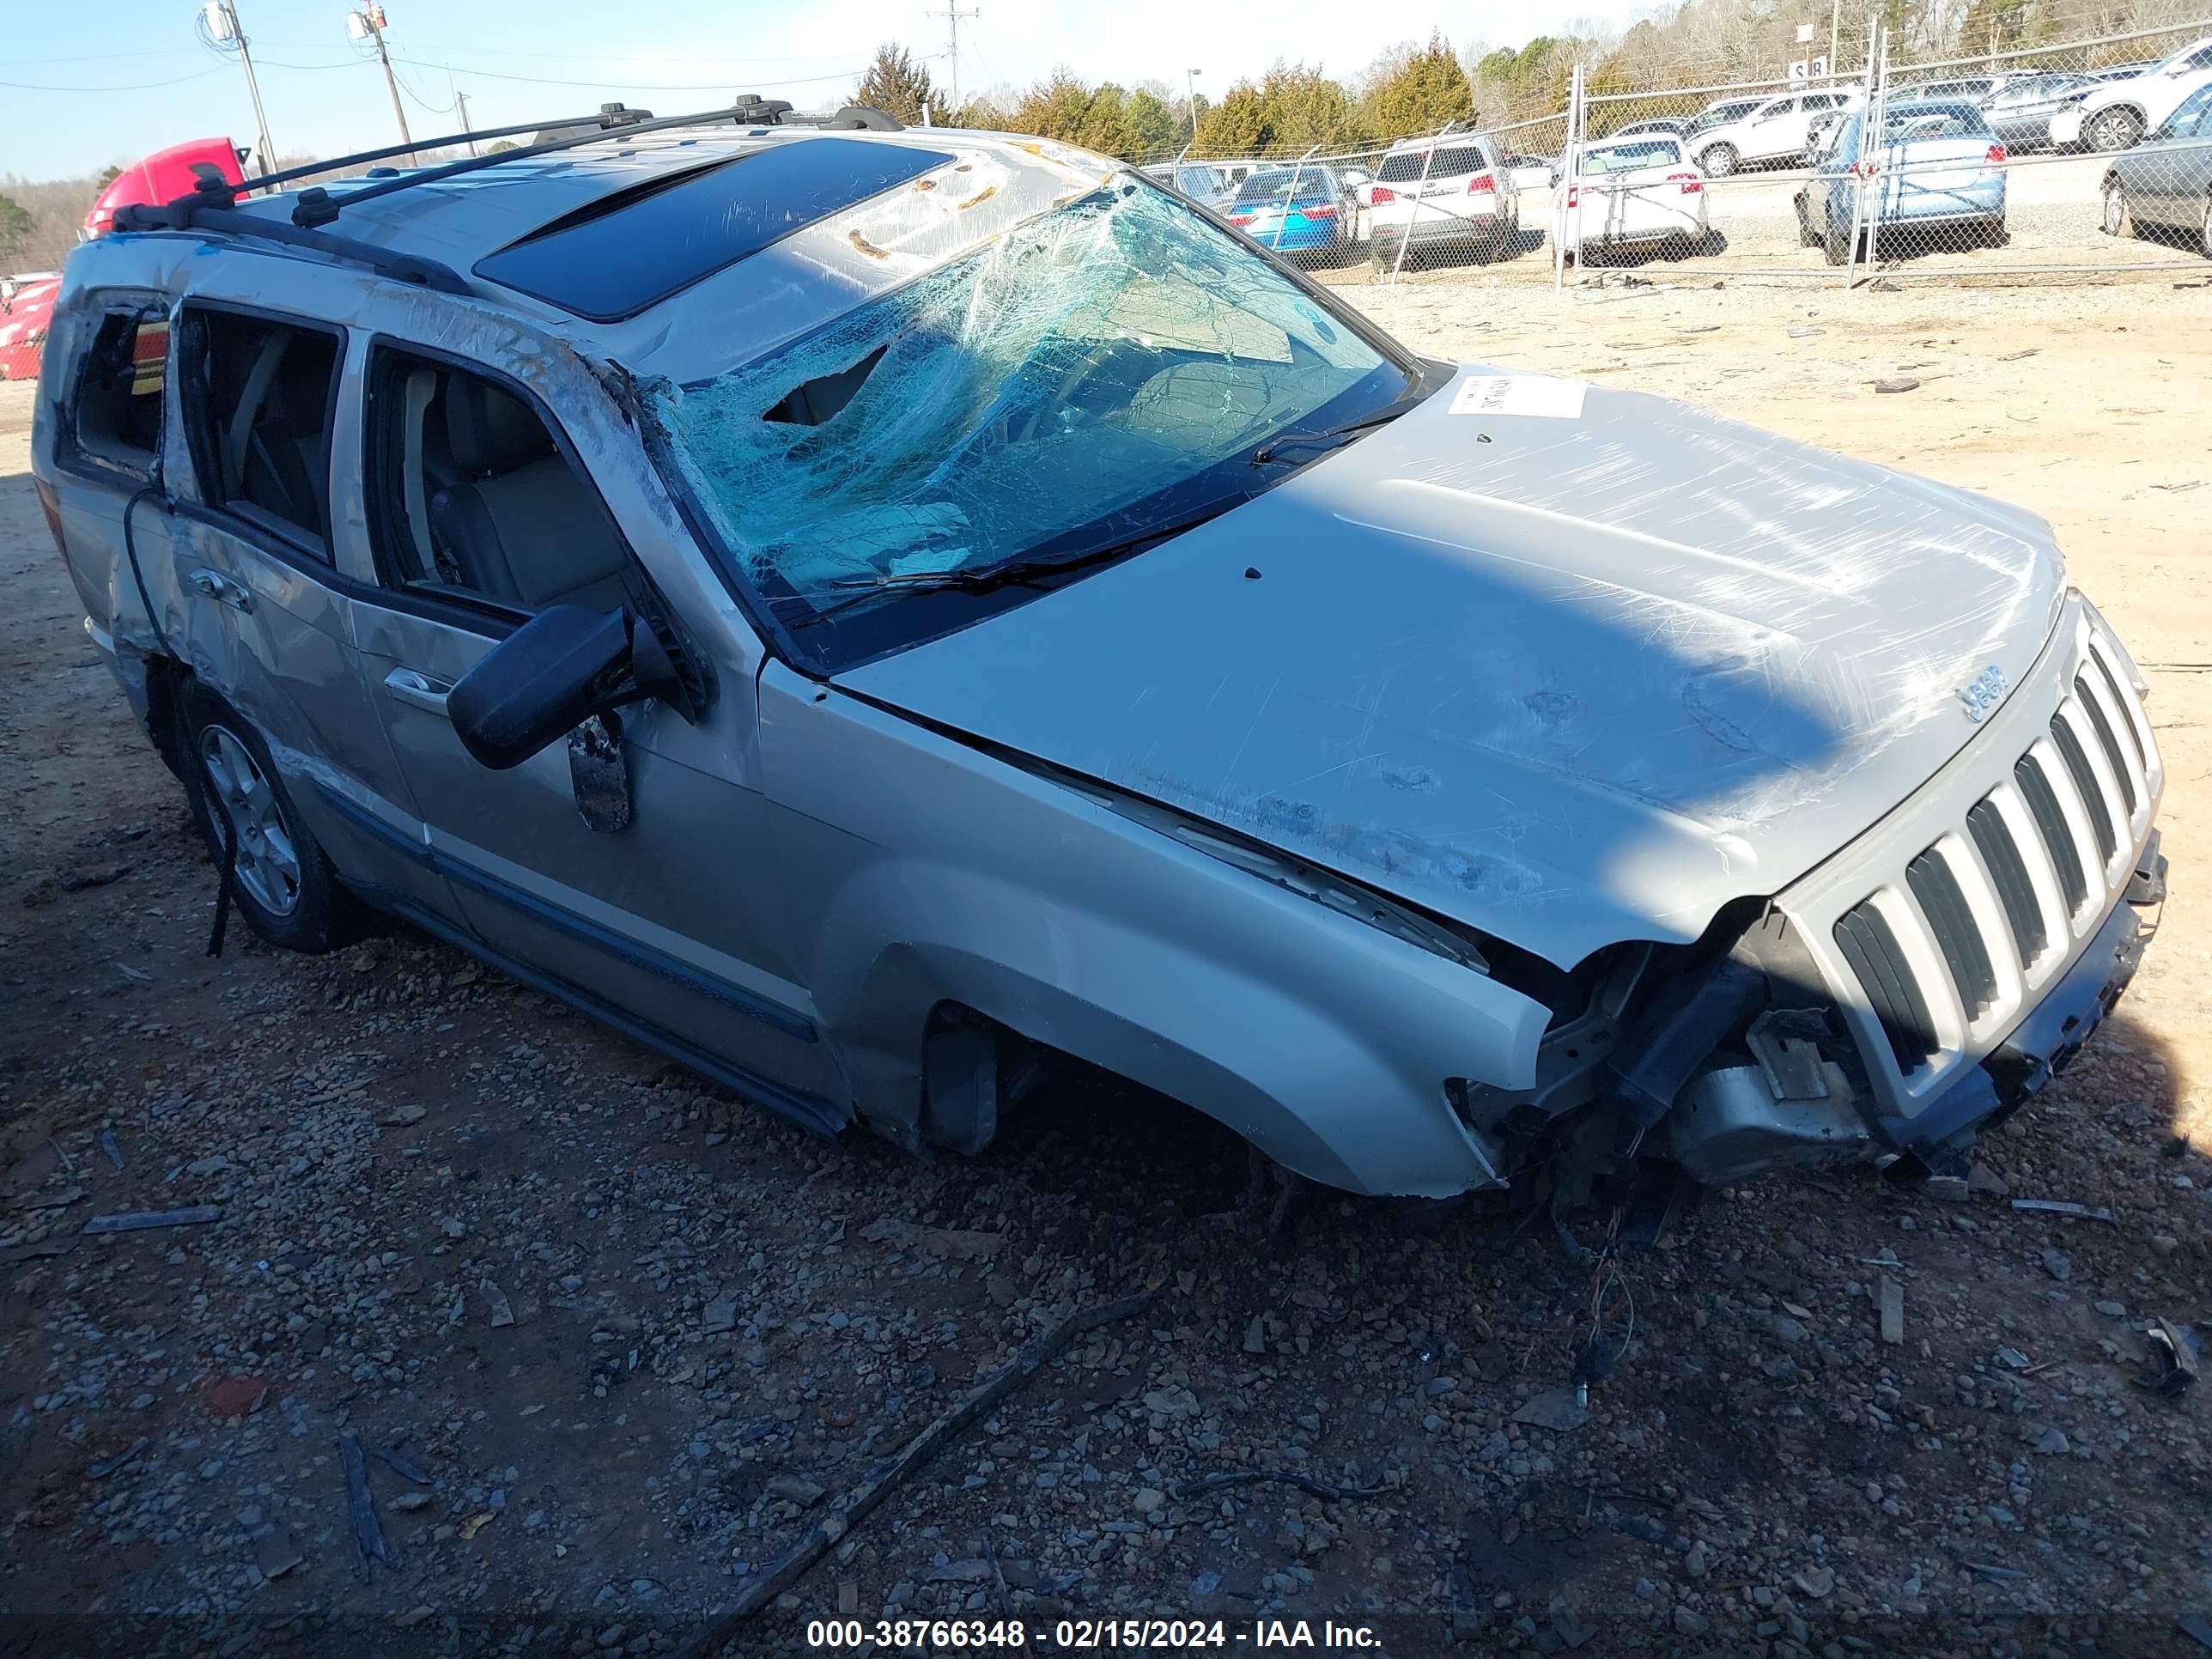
387,53,870,92
1,64,228,93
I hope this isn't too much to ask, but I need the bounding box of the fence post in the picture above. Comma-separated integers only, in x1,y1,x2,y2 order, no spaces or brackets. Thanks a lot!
1554,63,1585,291
1863,24,1888,278
1389,122,1449,284
1272,144,1319,252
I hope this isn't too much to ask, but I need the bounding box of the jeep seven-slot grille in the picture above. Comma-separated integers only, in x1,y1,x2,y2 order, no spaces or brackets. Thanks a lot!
1835,902,1940,1069
1906,848,1996,1021
1822,638,2151,1079
1966,799,2045,968
2015,753,2087,915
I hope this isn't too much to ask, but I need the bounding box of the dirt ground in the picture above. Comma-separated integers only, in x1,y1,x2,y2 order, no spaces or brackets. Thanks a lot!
4,280,2212,1658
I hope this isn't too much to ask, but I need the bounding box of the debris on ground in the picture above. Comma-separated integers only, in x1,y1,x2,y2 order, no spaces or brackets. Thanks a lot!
79,1206,221,1235
2148,1318,2201,1398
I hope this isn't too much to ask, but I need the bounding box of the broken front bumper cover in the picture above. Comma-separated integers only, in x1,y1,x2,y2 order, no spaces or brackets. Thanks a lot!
1884,843,2160,1164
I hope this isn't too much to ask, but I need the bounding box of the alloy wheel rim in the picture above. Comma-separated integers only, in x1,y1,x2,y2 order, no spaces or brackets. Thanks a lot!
2105,184,2124,234
197,726,302,918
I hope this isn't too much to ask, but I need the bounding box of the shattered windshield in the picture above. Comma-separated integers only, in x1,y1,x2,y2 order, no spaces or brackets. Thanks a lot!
648,181,1404,653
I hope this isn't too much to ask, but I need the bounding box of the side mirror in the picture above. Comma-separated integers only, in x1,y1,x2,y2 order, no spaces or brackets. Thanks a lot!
447,603,696,769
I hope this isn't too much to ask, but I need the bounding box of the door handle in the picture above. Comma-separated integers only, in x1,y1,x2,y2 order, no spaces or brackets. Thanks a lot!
382,666,453,716
183,567,254,614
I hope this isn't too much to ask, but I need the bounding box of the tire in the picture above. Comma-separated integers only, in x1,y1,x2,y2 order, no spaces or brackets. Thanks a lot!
177,682,361,954
1824,213,1854,267
1795,193,1820,247
1699,143,1739,178
2101,176,2135,238
2201,196,2211,258
2085,106,2143,153
1979,217,2011,249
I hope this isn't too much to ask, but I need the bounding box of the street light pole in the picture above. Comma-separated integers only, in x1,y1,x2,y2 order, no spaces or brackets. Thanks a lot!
1186,67,1201,141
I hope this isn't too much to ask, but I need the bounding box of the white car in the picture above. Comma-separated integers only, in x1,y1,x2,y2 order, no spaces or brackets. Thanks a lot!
2050,34,2212,150
1689,88,1860,176
1366,131,1521,267
1555,136,1709,258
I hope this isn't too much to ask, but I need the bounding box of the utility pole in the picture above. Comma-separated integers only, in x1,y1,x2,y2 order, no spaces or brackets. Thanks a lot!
457,88,477,156
1186,67,1201,141
928,1,979,114
348,5,413,153
201,1,276,178
1829,0,1841,86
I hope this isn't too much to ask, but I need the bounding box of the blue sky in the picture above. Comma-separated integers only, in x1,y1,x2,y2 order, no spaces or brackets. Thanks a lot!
4,0,1648,180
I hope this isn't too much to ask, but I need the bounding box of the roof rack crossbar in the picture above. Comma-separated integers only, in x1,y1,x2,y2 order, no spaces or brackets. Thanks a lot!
106,202,471,295
290,101,753,228
235,107,630,195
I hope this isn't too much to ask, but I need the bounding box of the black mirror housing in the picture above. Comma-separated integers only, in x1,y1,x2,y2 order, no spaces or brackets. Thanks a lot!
448,605,635,770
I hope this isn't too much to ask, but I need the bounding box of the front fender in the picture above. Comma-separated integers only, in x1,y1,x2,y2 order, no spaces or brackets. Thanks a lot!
760,666,1551,1199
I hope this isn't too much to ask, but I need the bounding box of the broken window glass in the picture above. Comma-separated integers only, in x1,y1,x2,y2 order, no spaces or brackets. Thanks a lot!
647,184,1401,624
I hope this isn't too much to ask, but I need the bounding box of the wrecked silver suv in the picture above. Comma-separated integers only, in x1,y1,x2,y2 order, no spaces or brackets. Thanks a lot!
33,100,2165,1210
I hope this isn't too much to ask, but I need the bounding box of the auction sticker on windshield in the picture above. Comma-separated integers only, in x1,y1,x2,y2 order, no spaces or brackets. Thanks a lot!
1447,374,1587,419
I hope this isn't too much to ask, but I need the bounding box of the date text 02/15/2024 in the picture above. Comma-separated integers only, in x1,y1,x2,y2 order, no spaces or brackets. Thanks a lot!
804,1618,1384,1649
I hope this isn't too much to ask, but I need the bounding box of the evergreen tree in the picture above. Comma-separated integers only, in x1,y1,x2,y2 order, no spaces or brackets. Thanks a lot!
856,42,951,127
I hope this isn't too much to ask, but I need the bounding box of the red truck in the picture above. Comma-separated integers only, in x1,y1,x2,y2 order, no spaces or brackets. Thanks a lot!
0,137,246,381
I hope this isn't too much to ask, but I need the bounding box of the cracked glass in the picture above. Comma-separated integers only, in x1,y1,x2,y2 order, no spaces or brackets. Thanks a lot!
647,183,1402,641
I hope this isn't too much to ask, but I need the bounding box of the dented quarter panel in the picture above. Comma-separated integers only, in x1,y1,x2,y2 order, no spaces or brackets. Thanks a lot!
756,661,1550,1196
837,368,2066,969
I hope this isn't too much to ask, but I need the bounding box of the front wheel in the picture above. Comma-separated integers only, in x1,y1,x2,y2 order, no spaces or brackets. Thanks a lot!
2086,106,2143,152
178,684,362,953
1824,213,1854,267
1699,143,1739,178
2101,176,2135,238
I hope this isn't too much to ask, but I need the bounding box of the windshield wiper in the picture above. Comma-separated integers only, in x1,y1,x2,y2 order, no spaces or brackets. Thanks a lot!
794,493,1252,628
1249,388,1434,467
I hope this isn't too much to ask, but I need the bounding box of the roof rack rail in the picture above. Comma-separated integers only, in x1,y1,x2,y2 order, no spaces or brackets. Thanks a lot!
106,98,906,294
232,101,659,197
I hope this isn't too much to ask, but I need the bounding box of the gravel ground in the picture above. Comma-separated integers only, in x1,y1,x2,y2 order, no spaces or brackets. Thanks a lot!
5,279,2212,1659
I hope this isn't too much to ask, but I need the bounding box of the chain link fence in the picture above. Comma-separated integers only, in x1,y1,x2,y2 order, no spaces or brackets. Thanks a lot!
1140,14,2212,289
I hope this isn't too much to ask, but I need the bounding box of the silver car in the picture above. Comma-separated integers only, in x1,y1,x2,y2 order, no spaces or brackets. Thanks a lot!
33,104,2166,1206
2101,80,2212,249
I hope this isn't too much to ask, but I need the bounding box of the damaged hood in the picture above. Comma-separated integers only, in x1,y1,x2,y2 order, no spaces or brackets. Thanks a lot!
836,368,2067,967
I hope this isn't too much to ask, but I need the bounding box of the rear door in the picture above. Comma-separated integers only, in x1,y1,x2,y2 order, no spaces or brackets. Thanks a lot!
1741,95,1803,160
2135,83,2212,224
341,315,848,1122
165,295,454,922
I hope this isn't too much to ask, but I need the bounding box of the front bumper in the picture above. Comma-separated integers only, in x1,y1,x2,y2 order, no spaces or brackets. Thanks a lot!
2049,107,2087,146
1894,846,2159,1159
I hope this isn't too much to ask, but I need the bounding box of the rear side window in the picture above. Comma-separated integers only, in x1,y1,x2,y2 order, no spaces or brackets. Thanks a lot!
179,307,342,558
71,307,169,473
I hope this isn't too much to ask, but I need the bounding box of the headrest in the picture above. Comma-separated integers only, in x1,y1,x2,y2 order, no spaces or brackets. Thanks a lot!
443,377,550,476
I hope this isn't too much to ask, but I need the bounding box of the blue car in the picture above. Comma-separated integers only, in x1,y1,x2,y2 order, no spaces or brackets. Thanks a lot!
1796,100,2009,264
1223,166,1352,264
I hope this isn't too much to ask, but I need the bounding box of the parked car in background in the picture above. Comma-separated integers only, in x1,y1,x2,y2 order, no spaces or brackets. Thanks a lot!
1685,94,1766,139
1609,117,1692,138
1499,151,1557,195
1367,131,1520,268
2100,79,2212,251
1981,73,2098,152
1896,75,2005,103
1222,165,1353,264
1554,136,1708,258
2086,58,2159,82
2051,34,2212,150
1691,88,1858,175
1798,100,2008,263
1139,160,1230,207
